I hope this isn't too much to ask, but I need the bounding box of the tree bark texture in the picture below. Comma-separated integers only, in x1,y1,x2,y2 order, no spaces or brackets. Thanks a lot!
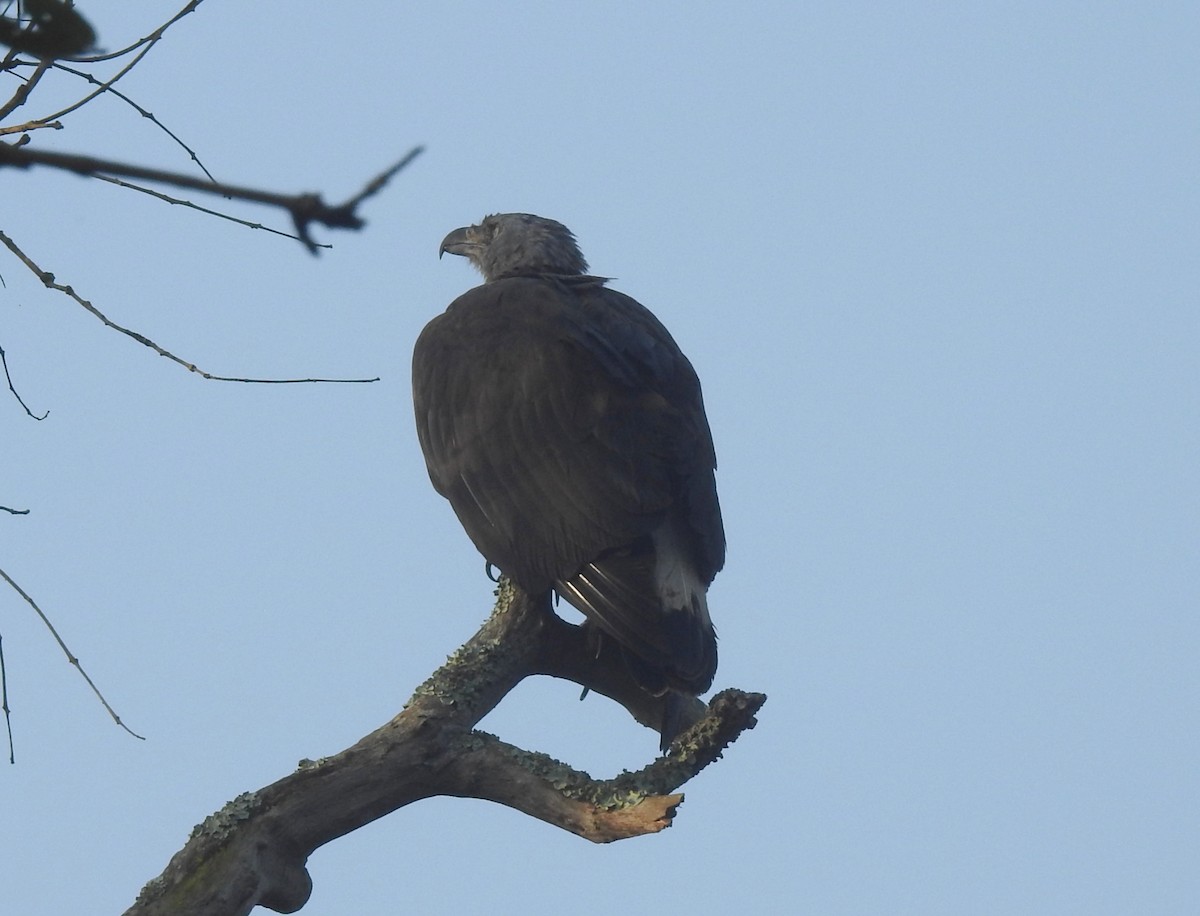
125,581,765,915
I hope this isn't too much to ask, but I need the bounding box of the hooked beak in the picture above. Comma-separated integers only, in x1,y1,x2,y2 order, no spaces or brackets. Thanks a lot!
439,225,476,260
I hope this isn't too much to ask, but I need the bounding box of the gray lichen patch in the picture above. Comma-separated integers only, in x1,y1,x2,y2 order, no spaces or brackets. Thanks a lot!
407,579,524,712
482,732,594,788
189,791,262,842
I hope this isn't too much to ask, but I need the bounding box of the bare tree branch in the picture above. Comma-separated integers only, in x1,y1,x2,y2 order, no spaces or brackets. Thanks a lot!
0,565,144,740
0,116,61,135
8,57,218,179
1,3,207,161
62,0,204,65
340,146,427,213
0,340,48,418
125,581,766,915
0,632,13,763
0,229,379,383
90,173,326,246
18,3,183,123
0,142,425,252
0,55,52,121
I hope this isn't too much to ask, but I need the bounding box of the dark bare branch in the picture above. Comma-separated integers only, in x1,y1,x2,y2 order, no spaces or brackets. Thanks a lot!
0,229,377,383
125,581,765,915
340,145,426,212
0,117,62,136
0,341,48,419
21,0,194,125
0,56,52,121
442,731,685,842
62,0,204,65
0,142,424,252
92,173,331,248
0,632,13,763
33,58,217,180
445,688,763,842
0,566,143,740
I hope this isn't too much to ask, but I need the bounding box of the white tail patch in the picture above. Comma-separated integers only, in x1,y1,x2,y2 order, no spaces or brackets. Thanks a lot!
651,523,711,627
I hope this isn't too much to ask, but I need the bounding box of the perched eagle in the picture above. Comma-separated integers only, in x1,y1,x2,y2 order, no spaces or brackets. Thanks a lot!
412,213,725,749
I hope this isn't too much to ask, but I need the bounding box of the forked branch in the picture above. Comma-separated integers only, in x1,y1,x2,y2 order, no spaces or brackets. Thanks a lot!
0,142,424,252
125,581,765,915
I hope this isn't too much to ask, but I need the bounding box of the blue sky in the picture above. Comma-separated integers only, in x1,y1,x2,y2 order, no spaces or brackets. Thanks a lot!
2,2,1197,913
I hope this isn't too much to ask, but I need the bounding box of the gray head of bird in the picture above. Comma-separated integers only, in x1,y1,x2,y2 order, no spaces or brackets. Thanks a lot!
439,213,589,282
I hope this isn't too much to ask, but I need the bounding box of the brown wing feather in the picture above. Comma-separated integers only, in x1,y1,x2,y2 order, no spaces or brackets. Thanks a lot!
413,275,723,689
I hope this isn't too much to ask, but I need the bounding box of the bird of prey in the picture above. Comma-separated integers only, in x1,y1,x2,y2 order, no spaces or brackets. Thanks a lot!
413,213,725,749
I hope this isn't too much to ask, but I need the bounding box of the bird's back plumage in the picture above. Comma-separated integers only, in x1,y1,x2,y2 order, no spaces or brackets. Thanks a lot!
414,214,724,718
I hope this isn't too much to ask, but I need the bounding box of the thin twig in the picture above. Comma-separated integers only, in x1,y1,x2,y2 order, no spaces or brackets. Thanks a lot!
0,143,425,252
62,0,203,65
1,1,202,131
0,54,50,120
93,174,327,248
0,340,48,418
33,58,217,180
0,632,13,763
0,565,144,740
21,0,201,126
0,117,60,134
0,505,30,514
31,37,154,123
0,229,378,383
341,145,426,211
